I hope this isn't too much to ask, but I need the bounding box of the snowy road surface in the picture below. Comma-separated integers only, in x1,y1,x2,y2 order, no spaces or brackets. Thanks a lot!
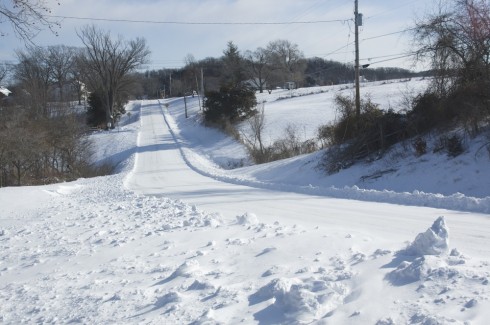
126,101,490,259
1,98,489,324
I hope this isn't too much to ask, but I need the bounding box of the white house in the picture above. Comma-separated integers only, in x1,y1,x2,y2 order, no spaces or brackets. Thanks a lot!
0,86,11,97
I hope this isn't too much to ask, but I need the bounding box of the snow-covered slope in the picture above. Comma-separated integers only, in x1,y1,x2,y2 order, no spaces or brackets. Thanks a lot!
1,79,489,324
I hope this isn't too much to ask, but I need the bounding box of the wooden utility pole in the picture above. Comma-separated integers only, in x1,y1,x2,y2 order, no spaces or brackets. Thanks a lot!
169,72,172,97
354,0,361,118
184,94,188,118
195,75,202,110
200,68,204,98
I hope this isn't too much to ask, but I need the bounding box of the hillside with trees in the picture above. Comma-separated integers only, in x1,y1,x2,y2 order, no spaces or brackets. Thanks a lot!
2,0,489,187
0,22,150,186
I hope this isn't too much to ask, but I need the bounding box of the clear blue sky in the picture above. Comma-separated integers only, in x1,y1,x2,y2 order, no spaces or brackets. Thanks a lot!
0,0,433,71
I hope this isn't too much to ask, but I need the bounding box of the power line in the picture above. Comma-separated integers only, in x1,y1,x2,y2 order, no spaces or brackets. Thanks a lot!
360,51,418,62
360,27,417,42
361,53,419,66
49,15,350,26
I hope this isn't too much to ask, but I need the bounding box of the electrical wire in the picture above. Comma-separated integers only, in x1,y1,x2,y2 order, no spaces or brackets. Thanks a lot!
49,15,350,25
364,53,416,65
360,27,417,42
360,51,418,62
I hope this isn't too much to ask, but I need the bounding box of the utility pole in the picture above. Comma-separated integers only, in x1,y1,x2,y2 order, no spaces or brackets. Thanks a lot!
354,0,361,118
200,68,204,103
169,72,172,97
184,93,188,118
195,75,202,110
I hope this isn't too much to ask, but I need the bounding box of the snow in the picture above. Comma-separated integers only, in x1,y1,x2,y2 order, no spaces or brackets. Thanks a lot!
1,79,489,324
246,78,428,145
403,216,450,257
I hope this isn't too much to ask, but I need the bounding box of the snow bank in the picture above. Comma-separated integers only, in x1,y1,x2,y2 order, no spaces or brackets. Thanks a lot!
176,140,490,214
160,80,490,214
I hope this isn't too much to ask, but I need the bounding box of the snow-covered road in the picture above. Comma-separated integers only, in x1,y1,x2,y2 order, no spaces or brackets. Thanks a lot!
126,100,490,259
2,98,488,324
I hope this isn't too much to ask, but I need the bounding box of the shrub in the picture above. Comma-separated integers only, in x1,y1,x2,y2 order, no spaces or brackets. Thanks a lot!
0,104,99,187
86,90,128,129
412,137,427,156
246,124,318,164
408,91,444,133
433,134,465,157
446,134,464,157
203,84,257,126
86,91,106,127
318,94,408,173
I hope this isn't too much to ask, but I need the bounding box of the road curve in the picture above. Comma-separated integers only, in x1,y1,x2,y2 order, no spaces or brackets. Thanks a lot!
125,100,490,258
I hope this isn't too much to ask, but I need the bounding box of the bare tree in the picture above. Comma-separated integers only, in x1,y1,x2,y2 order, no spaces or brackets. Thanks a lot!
14,46,52,116
47,45,78,101
242,102,266,158
243,48,271,93
77,25,150,128
71,51,87,105
0,63,8,84
183,53,199,94
0,0,60,42
266,39,306,87
413,0,490,132
414,0,490,90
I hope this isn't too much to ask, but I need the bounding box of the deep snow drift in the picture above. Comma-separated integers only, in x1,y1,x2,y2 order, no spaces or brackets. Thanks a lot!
1,79,489,324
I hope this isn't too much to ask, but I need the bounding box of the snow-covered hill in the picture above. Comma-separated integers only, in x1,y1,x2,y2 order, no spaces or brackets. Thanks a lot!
0,79,489,324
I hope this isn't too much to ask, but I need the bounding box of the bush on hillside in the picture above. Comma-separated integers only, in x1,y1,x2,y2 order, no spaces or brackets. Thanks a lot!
0,103,102,187
408,92,444,134
203,84,257,126
86,91,106,128
318,94,408,173
86,90,128,129
245,124,318,164
412,137,427,156
446,135,464,157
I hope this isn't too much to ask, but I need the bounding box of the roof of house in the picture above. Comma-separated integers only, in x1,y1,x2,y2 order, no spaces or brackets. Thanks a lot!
0,87,11,96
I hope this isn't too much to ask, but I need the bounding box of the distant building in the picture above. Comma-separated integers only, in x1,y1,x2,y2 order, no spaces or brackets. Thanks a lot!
244,79,267,91
0,86,11,98
284,81,296,90
360,76,369,83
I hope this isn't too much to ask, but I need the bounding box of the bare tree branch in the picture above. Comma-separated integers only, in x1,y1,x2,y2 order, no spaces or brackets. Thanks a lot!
0,0,60,42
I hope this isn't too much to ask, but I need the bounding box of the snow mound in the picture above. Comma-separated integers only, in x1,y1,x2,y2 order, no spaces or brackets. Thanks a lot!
236,212,259,225
249,276,349,323
404,216,449,256
387,217,453,285
388,257,431,285
191,309,220,325
174,260,201,278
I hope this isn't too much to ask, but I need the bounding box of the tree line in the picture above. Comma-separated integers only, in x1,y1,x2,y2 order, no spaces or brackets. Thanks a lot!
0,25,150,187
136,40,416,99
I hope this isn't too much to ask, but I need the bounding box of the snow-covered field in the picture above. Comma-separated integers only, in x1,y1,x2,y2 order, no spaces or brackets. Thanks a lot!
245,78,429,145
1,79,489,324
